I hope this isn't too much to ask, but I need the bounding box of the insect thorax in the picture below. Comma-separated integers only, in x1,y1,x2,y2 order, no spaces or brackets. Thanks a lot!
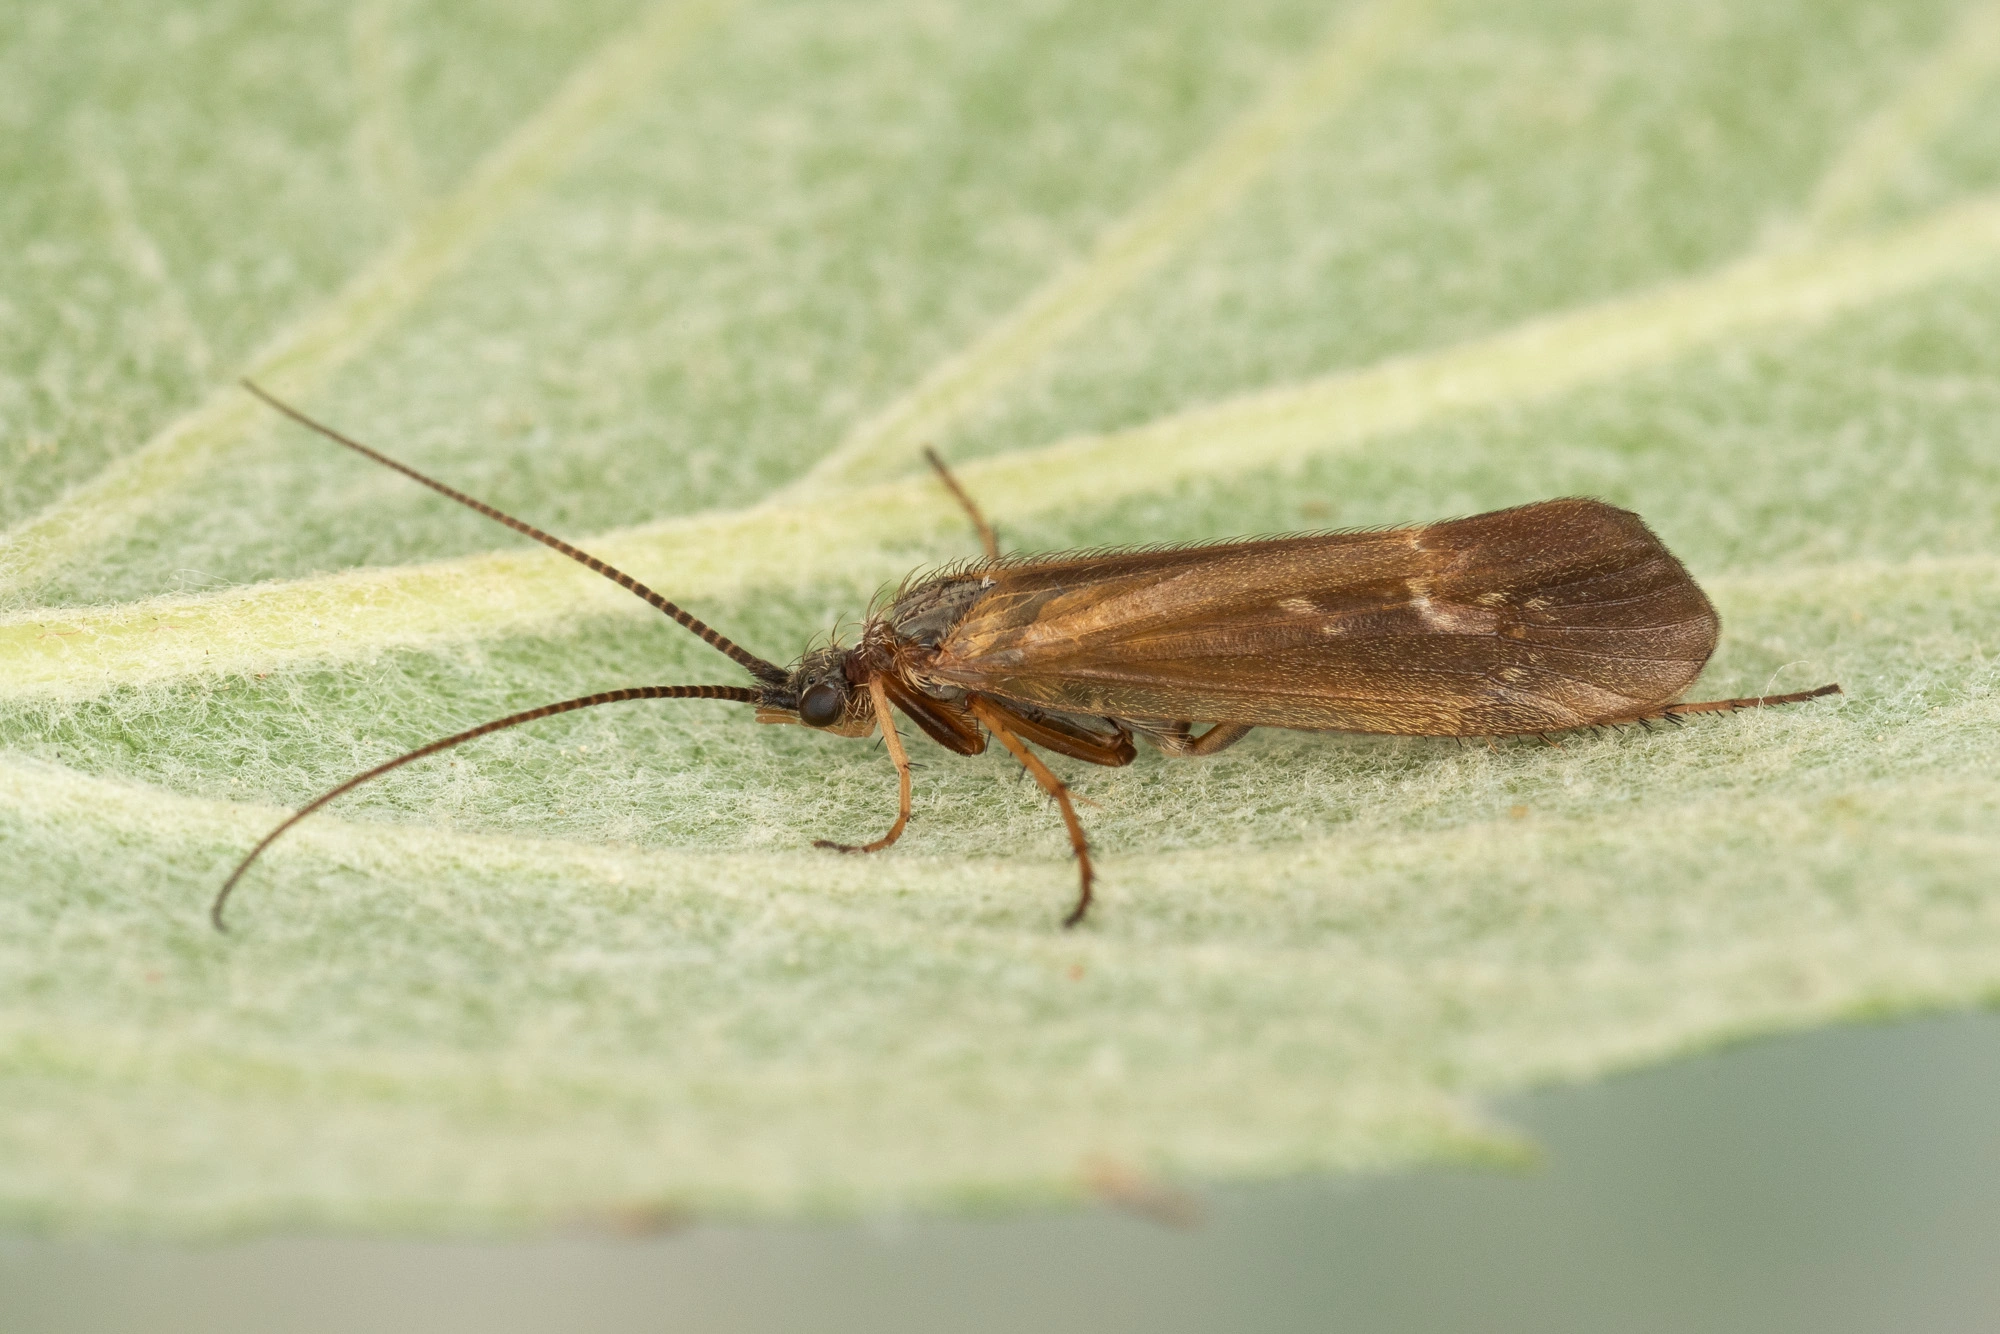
884,572,993,647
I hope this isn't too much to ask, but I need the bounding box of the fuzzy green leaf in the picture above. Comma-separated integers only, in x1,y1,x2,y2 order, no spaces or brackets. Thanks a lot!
3,0,1998,1235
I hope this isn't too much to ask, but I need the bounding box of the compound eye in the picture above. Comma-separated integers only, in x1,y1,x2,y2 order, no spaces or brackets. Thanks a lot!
798,682,844,728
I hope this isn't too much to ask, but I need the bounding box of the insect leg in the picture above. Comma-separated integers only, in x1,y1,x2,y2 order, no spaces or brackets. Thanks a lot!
878,672,985,755
981,703,1134,766
924,447,1000,562
1190,724,1252,756
814,676,914,855
969,696,1095,928
1156,722,1254,757
1134,721,1253,758
1655,682,1842,719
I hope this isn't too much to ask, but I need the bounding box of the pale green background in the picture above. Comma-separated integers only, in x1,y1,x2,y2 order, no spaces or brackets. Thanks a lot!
1,0,1997,1233
6,1015,2000,1331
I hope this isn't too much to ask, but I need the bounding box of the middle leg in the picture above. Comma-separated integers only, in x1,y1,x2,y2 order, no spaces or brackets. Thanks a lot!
969,696,1097,928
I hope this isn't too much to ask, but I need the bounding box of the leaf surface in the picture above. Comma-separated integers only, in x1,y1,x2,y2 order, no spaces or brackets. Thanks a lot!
2,0,1998,1234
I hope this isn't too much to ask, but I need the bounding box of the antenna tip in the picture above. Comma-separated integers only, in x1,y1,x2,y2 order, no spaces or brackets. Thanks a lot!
210,881,236,932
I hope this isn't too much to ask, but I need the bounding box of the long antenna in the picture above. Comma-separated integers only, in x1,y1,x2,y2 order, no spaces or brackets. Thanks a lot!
242,381,787,684
211,683,762,930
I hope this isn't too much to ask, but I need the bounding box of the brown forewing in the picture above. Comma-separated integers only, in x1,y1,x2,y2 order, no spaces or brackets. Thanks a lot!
909,499,1719,736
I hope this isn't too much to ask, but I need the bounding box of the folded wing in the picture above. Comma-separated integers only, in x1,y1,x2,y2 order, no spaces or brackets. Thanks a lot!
914,499,1719,736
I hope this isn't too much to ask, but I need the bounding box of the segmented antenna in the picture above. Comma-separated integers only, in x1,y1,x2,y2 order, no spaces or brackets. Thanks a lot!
211,683,762,930
242,381,787,684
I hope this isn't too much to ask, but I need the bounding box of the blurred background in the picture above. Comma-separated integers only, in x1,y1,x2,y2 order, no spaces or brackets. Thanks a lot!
8,1013,2000,1331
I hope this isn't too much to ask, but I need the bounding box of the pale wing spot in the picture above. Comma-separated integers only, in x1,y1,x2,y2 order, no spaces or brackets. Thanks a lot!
1419,599,1503,633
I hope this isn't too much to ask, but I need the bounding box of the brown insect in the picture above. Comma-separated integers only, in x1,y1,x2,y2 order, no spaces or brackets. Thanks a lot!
211,382,1839,930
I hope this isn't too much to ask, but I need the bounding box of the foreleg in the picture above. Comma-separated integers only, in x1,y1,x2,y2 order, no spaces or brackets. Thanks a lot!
814,677,913,855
